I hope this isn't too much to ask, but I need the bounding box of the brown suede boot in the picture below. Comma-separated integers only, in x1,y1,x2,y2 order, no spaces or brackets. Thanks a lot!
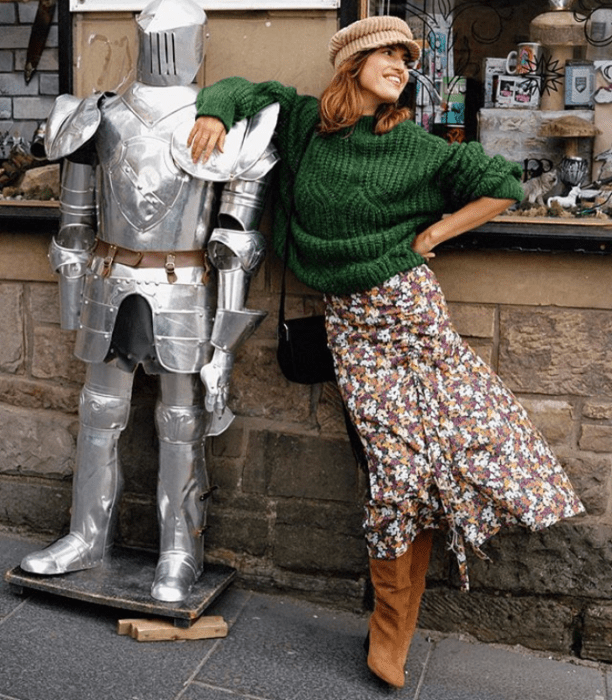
367,530,434,688
404,530,434,652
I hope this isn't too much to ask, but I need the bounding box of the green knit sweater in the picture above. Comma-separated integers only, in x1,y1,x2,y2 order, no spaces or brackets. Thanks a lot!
196,78,524,295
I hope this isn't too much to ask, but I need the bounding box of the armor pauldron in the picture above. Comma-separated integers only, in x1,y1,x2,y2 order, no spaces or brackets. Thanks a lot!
210,308,267,354
45,93,107,162
171,103,279,182
155,401,206,443
79,386,131,431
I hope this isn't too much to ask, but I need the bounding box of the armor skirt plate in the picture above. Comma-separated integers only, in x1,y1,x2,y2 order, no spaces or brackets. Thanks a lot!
324,264,584,590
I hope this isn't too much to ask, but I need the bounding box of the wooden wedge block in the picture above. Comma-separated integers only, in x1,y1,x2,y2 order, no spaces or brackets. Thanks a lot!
117,615,228,642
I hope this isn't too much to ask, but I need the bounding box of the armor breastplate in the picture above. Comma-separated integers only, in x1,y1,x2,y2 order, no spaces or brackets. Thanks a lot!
95,83,214,251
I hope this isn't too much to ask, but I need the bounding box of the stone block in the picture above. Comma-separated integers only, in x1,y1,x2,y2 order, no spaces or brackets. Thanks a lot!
0,27,30,51
419,588,576,654
0,283,23,373
39,73,59,96
499,307,612,396
273,524,367,576
29,282,60,325
274,500,367,574
208,456,243,495
447,302,495,338
518,397,574,446
579,424,612,453
276,499,364,538
18,1,56,24
558,453,611,516
0,4,16,24
0,478,71,534
31,325,86,384
243,430,359,503
1,72,39,97
582,604,612,662
466,522,612,599
0,403,74,478
15,48,59,72
13,96,57,120
0,97,10,120
211,423,245,459
0,51,13,72
466,339,494,367
206,506,269,558
0,376,79,413
231,344,312,424
583,399,612,421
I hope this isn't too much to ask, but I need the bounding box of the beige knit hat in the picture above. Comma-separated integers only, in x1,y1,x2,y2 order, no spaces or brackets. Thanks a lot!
328,16,421,71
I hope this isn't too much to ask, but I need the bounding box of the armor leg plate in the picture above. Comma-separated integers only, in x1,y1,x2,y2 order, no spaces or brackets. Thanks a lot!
21,363,133,575
151,373,209,602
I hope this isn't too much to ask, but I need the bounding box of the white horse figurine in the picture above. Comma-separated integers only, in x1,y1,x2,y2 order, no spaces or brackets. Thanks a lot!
547,185,581,209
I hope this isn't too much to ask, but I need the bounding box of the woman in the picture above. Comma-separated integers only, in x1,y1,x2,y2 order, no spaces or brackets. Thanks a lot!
189,16,584,689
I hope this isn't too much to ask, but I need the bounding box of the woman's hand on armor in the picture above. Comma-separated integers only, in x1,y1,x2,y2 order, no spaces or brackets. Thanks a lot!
188,116,227,163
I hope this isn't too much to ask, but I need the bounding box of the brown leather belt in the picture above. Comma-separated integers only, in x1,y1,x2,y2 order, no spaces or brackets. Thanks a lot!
93,239,209,284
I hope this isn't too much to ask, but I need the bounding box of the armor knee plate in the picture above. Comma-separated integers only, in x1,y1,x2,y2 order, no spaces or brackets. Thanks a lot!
155,401,206,444
79,385,131,431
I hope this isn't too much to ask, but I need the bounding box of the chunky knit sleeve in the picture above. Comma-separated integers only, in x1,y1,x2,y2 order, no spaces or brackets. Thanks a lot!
195,77,319,169
433,139,524,210
196,78,295,129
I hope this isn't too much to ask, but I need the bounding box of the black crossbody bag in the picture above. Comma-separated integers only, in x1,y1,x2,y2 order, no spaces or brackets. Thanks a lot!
276,143,336,385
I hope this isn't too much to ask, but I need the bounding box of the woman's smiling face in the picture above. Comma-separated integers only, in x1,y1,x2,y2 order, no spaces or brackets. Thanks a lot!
357,45,410,115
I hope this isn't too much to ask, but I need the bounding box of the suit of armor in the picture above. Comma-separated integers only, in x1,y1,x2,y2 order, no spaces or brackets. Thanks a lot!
20,0,278,603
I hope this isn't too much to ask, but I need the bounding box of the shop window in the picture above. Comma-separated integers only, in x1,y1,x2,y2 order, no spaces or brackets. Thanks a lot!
365,1,612,250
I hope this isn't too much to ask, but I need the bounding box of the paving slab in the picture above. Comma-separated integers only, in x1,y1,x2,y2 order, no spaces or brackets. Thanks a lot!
419,636,607,700
188,589,430,700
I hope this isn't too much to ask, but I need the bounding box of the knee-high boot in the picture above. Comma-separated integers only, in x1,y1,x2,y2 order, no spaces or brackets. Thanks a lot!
367,530,434,688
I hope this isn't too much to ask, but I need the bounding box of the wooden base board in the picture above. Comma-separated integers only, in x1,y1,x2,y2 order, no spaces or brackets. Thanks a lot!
4,546,236,626
117,615,228,642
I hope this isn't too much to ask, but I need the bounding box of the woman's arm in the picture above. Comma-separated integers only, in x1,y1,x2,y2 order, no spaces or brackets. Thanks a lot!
412,196,515,259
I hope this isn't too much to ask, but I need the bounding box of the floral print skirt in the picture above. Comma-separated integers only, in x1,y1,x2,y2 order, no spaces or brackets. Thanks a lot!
324,264,584,589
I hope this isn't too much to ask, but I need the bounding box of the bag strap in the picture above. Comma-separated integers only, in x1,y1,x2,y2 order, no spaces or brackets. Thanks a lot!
278,132,315,330
278,186,295,330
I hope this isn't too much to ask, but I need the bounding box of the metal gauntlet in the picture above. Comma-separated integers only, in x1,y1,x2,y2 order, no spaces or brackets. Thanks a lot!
50,160,96,329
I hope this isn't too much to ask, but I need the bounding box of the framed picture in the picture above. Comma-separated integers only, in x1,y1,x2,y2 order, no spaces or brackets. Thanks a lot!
70,0,339,10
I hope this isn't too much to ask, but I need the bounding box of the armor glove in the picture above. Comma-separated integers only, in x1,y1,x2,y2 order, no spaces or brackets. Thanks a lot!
201,349,234,413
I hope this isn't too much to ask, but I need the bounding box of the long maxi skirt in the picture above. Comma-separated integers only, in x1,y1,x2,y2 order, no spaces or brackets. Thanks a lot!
324,264,584,589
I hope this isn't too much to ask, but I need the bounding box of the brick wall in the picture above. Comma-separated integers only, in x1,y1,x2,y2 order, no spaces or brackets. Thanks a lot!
0,0,59,159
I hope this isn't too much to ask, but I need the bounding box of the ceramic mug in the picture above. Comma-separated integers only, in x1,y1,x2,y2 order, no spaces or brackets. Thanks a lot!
506,42,543,76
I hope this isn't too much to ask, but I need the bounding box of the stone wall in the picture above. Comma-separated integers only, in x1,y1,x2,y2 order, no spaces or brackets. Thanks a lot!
3,245,612,662
0,0,59,157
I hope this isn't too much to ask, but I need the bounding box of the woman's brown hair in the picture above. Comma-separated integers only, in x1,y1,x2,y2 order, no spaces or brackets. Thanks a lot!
318,45,413,136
